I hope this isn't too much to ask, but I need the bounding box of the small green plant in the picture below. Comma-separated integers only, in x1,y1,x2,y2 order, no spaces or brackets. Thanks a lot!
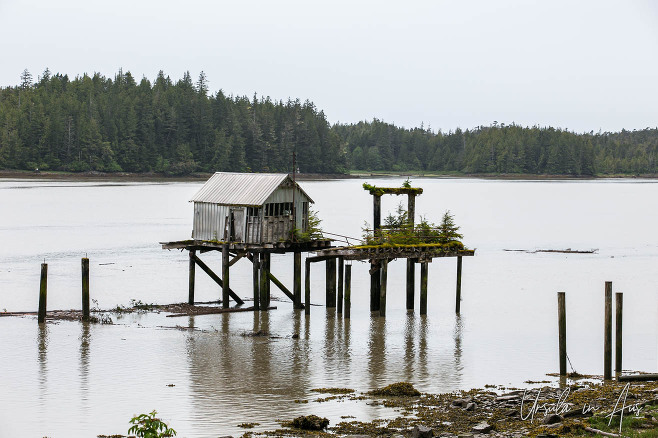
291,208,323,242
128,410,176,438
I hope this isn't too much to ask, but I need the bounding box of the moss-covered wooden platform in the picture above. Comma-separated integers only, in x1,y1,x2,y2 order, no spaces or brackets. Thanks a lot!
313,244,474,262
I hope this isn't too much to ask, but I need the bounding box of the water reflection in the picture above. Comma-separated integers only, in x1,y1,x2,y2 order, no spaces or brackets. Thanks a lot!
367,315,386,388
184,310,316,433
453,315,464,383
37,323,48,404
79,322,91,406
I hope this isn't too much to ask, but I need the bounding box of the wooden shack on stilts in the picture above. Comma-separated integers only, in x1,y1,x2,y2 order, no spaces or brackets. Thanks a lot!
163,172,330,311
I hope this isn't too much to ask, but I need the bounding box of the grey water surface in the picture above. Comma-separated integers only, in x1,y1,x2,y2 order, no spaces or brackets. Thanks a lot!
0,177,656,437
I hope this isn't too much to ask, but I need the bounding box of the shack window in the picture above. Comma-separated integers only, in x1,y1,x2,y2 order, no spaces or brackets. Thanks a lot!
247,207,261,217
264,202,293,217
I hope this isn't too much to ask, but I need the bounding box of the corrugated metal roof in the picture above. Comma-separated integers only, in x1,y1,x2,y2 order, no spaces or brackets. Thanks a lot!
190,172,314,206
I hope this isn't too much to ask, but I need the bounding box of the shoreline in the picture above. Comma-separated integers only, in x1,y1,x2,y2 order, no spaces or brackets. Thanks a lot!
1,169,657,183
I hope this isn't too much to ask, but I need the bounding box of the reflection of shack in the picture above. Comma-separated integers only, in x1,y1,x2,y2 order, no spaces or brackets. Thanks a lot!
191,172,314,243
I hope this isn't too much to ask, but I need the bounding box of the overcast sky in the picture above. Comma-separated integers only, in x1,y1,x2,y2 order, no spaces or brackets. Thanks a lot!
1,0,657,133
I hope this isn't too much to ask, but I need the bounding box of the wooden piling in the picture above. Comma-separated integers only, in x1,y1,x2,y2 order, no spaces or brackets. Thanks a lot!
455,256,463,314
406,194,416,310
373,195,381,233
420,262,428,315
406,260,415,310
294,251,302,309
222,244,230,308
615,292,623,374
305,259,311,315
604,281,612,380
81,258,90,321
188,250,196,305
370,260,380,312
264,253,271,305
344,264,351,319
337,257,344,314
558,292,567,376
326,257,336,308
38,263,47,324
379,259,388,317
252,252,260,310
260,253,269,309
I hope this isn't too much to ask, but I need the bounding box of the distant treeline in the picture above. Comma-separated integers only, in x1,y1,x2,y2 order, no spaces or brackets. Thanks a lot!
335,120,658,175
1,69,657,176
0,69,345,174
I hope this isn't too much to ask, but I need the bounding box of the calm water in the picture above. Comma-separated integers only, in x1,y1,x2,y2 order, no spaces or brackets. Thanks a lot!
0,177,657,437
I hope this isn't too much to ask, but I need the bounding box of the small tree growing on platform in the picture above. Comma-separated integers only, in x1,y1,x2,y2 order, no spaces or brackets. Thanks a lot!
362,207,464,249
437,210,463,244
291,208,323,242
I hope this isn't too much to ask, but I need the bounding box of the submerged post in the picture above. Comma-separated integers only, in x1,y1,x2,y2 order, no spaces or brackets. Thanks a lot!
379,259,388,317
604,281,612,380
406,194,416,310
305,259,311,315
252,252,260,310
337,257,344,314
188,249,196,305
455,256,463,314
558,292,567,376
326,258,336,308
344,264,351,319
38,263,48,324
81,257,90,321
293,251,302,309
615,292,623,374
420,262,428,315
222,244,230,308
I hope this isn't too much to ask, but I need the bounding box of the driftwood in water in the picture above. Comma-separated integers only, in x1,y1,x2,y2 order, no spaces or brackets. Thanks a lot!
166,305,276,318
618,373,658,382
504,248,598,254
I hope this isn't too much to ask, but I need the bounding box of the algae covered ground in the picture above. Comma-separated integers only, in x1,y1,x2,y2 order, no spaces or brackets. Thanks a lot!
248,379,658,438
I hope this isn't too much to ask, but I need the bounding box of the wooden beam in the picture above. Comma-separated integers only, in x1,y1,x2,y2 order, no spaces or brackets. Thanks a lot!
305,259,311,315
420,262,428,315
222,244,230,309
294,251,302,309
252,252,260,310
260,253,268,309
305,254,337,263
326,258,336,308
228,253,245,267
188,250,196,305
344,264,351,318
337,257,344,314
379,259,388,317
455,256,462,314
191,253,245,305
266,271,303,308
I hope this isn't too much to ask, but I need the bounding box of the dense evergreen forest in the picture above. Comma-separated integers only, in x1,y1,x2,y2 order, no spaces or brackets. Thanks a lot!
1,69,657,176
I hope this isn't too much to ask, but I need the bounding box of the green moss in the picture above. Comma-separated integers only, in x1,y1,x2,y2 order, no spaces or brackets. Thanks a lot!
368,382,421,397
362,182,423,196
310,387,355,394
290,415,329,431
